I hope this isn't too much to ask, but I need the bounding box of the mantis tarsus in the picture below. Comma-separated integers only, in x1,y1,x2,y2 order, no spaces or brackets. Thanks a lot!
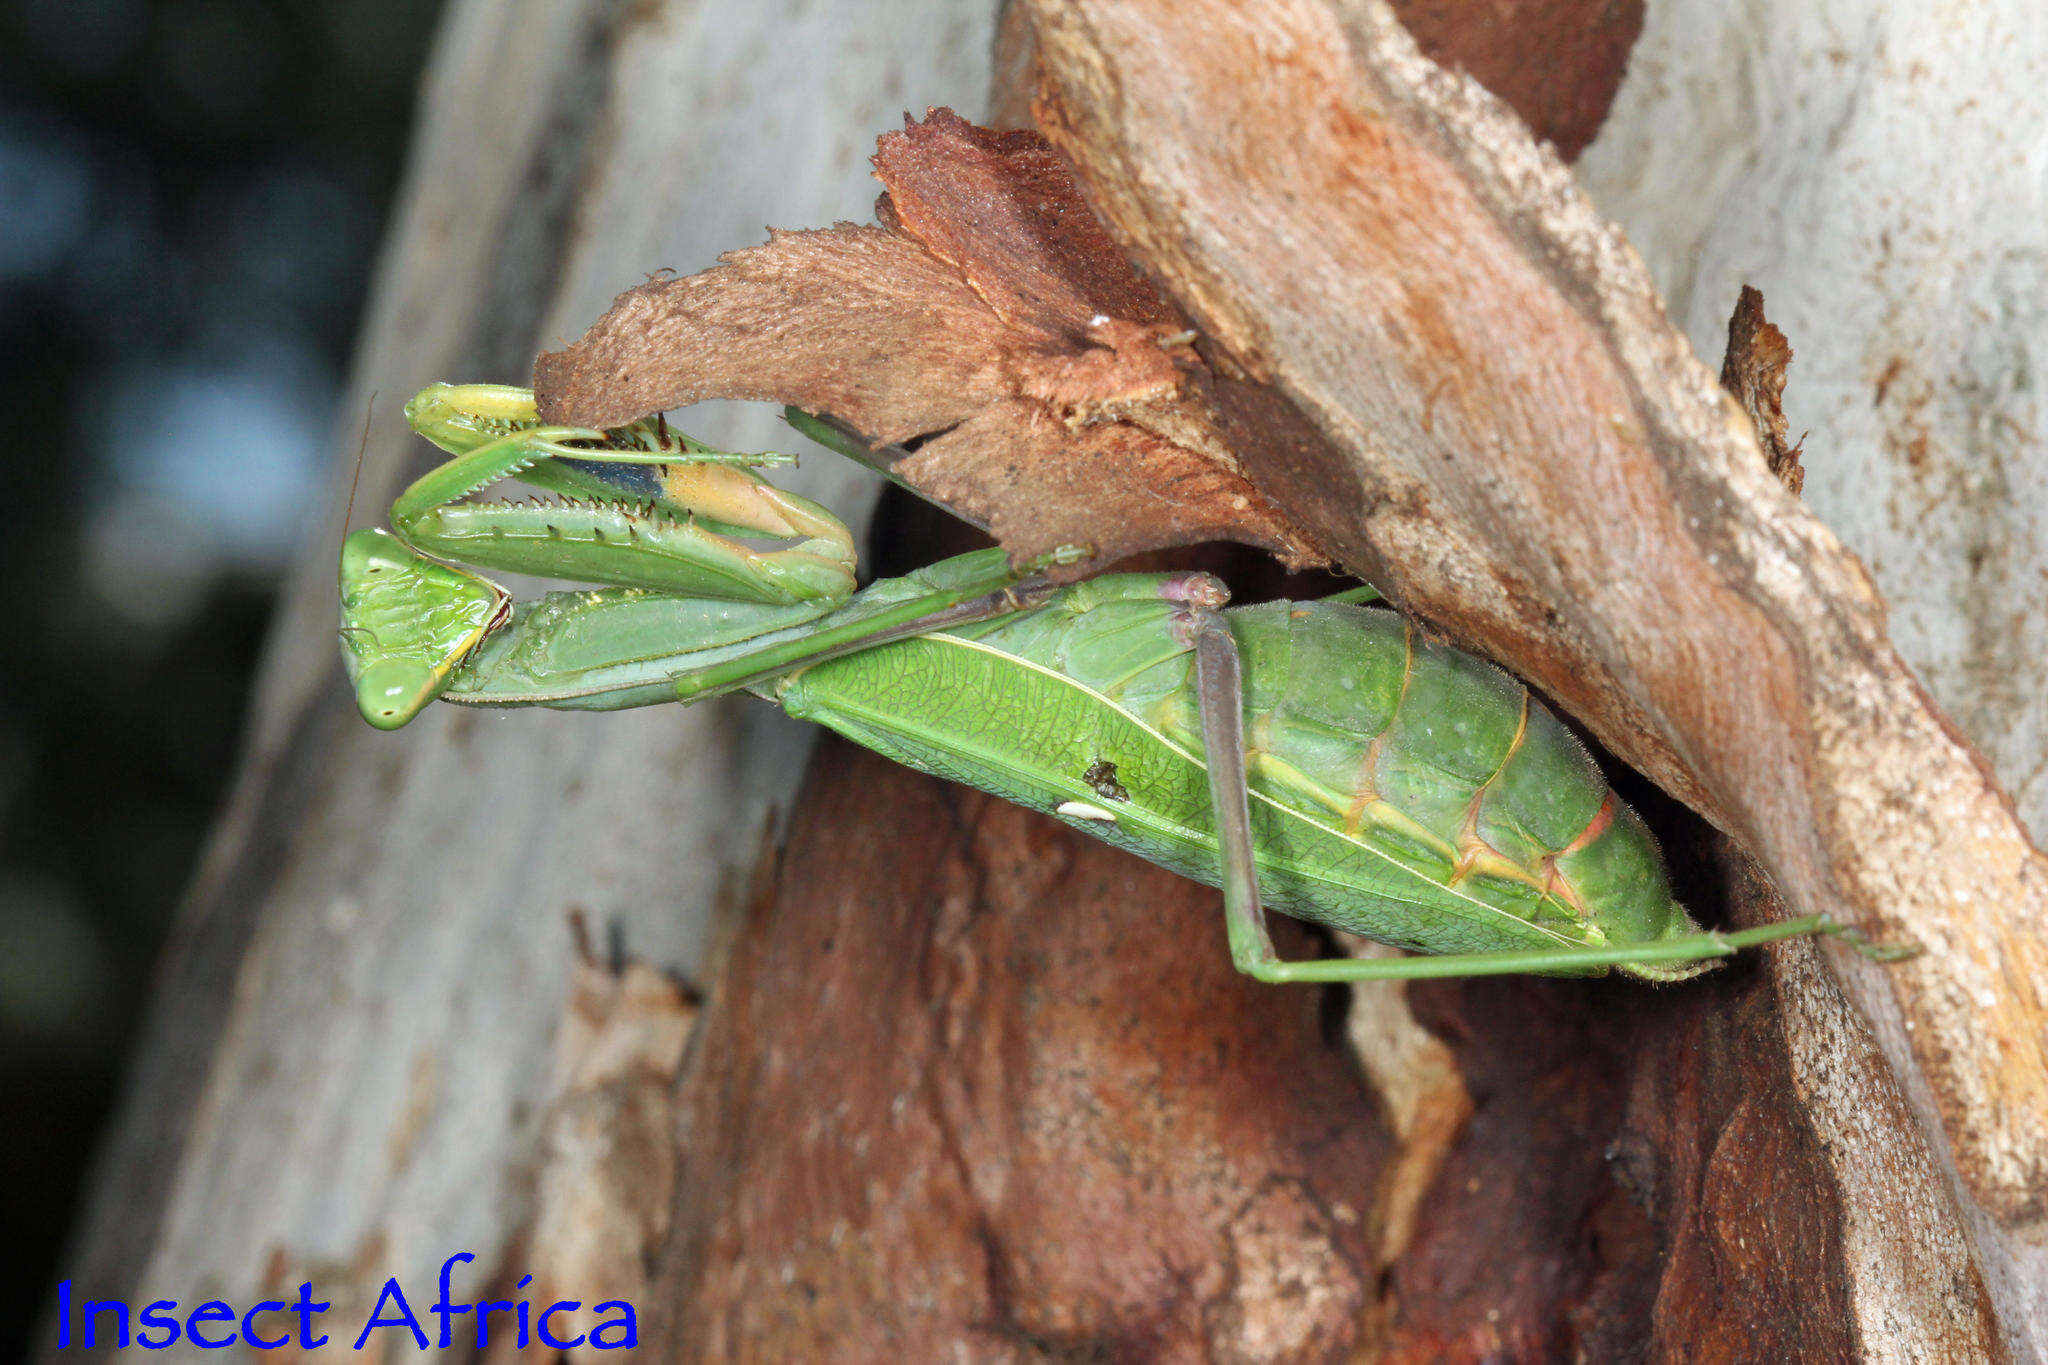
340,385,1906,984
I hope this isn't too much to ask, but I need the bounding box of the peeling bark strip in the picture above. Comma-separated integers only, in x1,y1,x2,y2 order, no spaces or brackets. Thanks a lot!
1019,0,2048,1230
534,110,1319,574
522,945,696,1354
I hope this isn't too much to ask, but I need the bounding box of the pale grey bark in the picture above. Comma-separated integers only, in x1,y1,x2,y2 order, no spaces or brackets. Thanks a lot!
1581,10,2048,1358
1580,6,2048,1354
1580,0,2048,850
50,1,997,1355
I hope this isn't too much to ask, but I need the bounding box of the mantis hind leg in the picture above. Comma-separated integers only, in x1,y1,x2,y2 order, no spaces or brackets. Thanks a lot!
1219,914,1894,984
1182,601,1909,984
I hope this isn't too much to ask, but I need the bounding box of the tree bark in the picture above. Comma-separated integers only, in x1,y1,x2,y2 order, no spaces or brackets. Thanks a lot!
48,0,1000,1356
1012,0,2042,1353
52,0,2044,1361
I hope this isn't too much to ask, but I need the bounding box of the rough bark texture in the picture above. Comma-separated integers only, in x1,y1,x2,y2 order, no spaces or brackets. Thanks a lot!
656,742,1392,1361
1014,0,2042,1350
45,0,1003,1358
639,674,2001,1360
1580,1,2048,854
1577,6,2048,1336
51,0,2044,1361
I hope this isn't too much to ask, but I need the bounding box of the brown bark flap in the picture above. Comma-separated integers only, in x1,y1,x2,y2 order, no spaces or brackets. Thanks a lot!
1018,0,2047,1229
534,109,1319,576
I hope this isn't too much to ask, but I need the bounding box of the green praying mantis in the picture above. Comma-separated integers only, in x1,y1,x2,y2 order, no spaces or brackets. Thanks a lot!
339,384,1904,984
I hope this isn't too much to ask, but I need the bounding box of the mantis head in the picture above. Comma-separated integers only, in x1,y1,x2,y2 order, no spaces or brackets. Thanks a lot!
338,528,510,729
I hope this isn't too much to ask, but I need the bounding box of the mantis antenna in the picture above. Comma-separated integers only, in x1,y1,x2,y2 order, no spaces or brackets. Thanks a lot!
339,389,378,544
334,392,387,653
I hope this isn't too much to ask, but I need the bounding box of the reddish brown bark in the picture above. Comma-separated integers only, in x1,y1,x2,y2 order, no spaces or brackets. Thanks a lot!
640,741,1999,1359
1392,0,1643,160
657,743,1391,1360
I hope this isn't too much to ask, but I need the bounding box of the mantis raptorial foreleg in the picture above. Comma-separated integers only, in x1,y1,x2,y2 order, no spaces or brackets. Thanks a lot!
665,548,1082,701
341,385,864,727
441,545,1088,710
393,384,857,604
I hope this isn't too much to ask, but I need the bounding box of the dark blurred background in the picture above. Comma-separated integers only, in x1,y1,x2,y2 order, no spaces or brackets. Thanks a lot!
0,0,445,1351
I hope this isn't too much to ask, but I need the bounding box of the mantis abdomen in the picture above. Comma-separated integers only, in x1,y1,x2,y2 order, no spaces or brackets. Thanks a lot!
771,570,1706,979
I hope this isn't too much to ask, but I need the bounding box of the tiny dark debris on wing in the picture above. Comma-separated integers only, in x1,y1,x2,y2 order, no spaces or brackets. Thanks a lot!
1084,759,1130,802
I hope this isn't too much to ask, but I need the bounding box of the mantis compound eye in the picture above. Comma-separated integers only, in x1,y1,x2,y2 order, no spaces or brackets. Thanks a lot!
354,659,438,730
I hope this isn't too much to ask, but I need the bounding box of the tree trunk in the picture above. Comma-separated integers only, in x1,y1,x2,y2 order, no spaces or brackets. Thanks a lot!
49,0,1000,1354
53,1,2044,1361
